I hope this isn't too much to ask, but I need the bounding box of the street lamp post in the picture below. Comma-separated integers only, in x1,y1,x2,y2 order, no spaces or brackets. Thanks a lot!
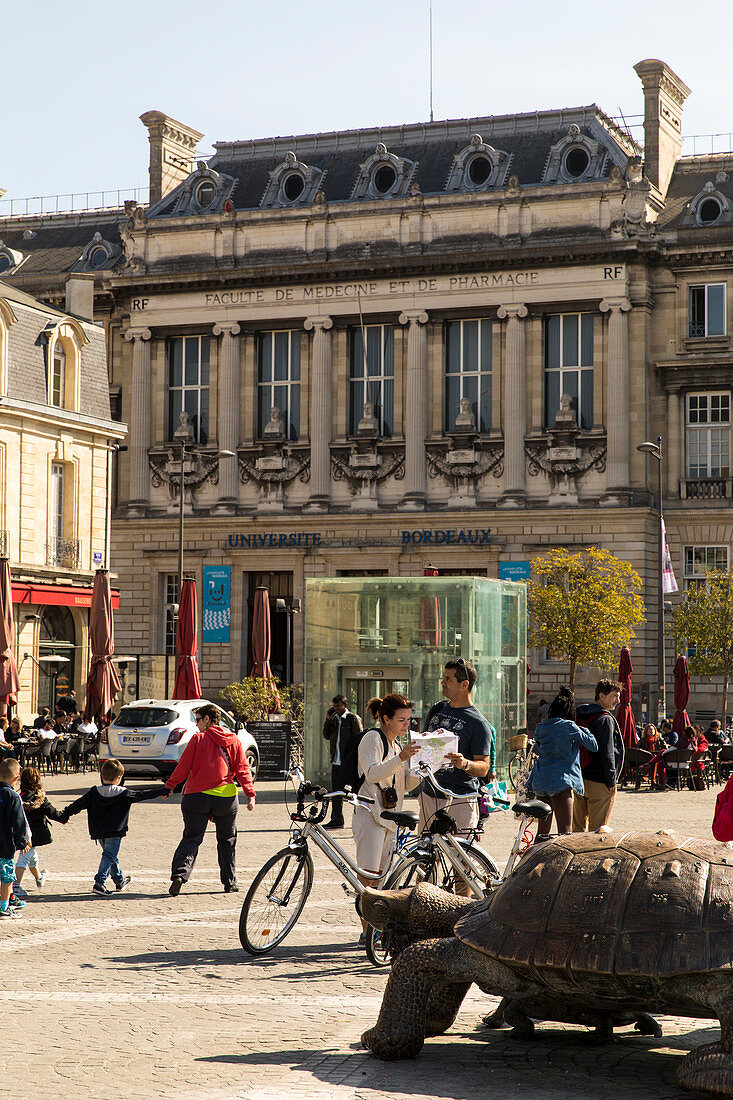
275,598,301,686
637,436,665,722
171,426,235,609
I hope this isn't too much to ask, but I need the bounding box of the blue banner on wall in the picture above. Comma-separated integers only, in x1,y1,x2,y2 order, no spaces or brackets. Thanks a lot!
203,566,231,644
499,561,531,582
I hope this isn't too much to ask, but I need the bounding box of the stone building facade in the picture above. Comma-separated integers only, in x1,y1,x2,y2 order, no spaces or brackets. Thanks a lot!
0,277,125,714
3,59,733,727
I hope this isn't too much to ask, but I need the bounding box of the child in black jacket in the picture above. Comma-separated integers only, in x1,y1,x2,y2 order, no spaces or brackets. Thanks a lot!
0,757,31,916
15,766,66,895
62,758,165,895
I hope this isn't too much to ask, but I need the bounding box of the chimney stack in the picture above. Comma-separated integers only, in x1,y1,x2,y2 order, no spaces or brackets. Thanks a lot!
65,274,95,321
634,59,691,198
140,111,204,205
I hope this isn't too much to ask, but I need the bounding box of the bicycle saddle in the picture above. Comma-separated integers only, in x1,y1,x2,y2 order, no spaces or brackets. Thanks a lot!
512,798,552,819
380,809,419,829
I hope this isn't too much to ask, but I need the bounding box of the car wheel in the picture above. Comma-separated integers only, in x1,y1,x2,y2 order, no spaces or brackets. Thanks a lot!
246,750,259,782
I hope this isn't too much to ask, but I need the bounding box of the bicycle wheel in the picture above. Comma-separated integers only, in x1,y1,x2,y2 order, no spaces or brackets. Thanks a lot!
239,847,314,955
364,924,392,967
508,750,524,792
430,840,500,896
384,851,435,891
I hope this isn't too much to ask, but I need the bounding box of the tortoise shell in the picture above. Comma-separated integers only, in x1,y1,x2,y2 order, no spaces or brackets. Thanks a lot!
454,829,733,980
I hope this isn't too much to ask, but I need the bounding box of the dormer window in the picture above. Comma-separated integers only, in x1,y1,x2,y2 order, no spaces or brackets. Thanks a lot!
444,136,510,193
51,344,65,407
77,232,120,272
373,162,397,195
0,244,24,275
698,197,723,225
543,124,609,185
282,172,305,202
684,179,731,229
352,144,416,201
563,146,590,179
194,179,216,209
260,151,324,208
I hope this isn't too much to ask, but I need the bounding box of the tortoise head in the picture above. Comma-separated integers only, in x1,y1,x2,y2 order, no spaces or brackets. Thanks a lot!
361,886,414,930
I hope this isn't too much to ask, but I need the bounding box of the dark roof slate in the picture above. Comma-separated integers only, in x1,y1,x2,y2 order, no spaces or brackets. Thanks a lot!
0,219,122,276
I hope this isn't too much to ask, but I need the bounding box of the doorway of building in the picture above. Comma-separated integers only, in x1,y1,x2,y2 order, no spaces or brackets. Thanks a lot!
341,667,411,726
247,572,293,684
37,606,76,713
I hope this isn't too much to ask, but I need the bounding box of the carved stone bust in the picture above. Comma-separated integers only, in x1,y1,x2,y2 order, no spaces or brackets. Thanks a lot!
357,401,379,436
263,405,285,438
174,409,195,446
454,397,476,432
555,393,577,427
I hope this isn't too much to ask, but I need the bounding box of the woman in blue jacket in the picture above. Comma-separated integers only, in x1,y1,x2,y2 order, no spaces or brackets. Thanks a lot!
530,688,597,838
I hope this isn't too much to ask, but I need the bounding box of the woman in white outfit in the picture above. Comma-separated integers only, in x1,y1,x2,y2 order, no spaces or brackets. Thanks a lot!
352,694,420,901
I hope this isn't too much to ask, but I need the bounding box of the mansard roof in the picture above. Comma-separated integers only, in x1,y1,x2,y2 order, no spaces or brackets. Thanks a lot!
0,215,122,277
149,105,638,217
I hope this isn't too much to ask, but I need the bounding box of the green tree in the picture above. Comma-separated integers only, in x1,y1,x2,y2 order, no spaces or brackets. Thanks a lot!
670,570,733,726
527,547,646,689
220,676,304,726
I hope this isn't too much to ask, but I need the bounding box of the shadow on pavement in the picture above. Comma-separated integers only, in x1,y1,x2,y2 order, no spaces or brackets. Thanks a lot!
105,942,371,974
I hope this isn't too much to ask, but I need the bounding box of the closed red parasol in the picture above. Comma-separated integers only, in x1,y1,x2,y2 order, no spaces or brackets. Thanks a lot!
84,570,121,721
173,578,202,700
0,558,20,717
251,586,279,710
672,654,691,737
616,646,637,747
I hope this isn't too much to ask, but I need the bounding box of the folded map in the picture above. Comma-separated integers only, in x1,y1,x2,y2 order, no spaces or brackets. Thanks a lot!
408,729,459,775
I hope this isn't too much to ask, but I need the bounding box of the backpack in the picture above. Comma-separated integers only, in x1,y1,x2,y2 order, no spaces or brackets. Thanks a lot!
340,727,389,794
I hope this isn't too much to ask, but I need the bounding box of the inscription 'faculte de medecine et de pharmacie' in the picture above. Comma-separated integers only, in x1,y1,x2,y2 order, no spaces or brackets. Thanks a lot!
130,267,626,313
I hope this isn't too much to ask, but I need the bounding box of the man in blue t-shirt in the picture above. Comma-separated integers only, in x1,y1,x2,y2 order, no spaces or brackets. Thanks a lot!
418,658,496,874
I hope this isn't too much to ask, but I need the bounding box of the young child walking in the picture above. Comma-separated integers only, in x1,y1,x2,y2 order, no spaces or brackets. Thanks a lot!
0,757,31,917
61,759,165,895
14,766,66,896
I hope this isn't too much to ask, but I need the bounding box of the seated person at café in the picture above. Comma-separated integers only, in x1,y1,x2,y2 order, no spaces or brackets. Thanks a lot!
33,708,51,731
639,723,666,788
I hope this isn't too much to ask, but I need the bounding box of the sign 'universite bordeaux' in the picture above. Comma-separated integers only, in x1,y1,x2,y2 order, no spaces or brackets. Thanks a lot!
226,528,491,549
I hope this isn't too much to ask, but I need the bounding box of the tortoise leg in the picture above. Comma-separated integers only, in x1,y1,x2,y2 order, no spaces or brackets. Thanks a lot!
677,993,733,1097
504,1001,535,1040
362,938,475,1060
635,1013,663,1038
481,997,508,1030
425,980,472,1036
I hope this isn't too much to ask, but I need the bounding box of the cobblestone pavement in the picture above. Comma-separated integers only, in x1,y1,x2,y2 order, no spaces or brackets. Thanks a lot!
2,771,725,1100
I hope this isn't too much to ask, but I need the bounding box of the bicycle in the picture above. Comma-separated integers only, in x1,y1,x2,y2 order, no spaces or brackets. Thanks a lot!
238,767,495,961
507,732,535,792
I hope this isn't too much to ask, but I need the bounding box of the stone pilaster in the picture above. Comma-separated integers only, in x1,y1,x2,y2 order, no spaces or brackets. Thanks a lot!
600,297,631,502
304,316,333,510
123,327,152,512
497,304,528,506
399,310,429,509
667,387,682,497
213,321,241,509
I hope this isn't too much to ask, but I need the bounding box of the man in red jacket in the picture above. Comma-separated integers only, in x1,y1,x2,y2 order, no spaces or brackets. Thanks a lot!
164,704,255,896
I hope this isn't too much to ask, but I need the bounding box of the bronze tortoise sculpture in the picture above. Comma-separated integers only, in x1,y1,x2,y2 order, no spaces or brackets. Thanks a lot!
361,829,733,1097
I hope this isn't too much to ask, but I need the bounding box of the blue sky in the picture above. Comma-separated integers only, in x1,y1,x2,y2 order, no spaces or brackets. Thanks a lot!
4,0,731,204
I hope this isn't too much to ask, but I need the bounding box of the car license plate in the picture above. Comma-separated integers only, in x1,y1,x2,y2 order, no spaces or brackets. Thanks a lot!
121,735,152,745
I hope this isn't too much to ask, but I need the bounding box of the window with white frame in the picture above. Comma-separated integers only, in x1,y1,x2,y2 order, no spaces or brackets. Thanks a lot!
689,283,726,338
544,313,594,429
49,343,65,407
167,336,210,443
257,331,300,440
349,325,394,436
686,392,731,479
163,572,196,654
444,319,492,432
683,545,729,590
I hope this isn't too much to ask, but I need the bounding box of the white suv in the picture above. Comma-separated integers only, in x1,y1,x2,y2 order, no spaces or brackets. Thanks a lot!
101,699,259,781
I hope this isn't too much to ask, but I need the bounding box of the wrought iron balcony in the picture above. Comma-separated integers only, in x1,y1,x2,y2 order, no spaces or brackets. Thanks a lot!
681,478,733,500
46,537,81,569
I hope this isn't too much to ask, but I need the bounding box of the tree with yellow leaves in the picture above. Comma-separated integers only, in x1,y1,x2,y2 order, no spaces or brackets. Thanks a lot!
670,570,733,726
527,547,646,689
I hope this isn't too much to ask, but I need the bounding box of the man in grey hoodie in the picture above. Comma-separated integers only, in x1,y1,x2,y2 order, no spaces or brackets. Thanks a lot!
573,678,624,832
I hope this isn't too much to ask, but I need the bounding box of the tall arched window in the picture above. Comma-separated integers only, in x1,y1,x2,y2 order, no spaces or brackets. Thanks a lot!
51,343,66,407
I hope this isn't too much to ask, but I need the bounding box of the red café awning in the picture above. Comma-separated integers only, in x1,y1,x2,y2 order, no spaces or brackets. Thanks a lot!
12,582,120,610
